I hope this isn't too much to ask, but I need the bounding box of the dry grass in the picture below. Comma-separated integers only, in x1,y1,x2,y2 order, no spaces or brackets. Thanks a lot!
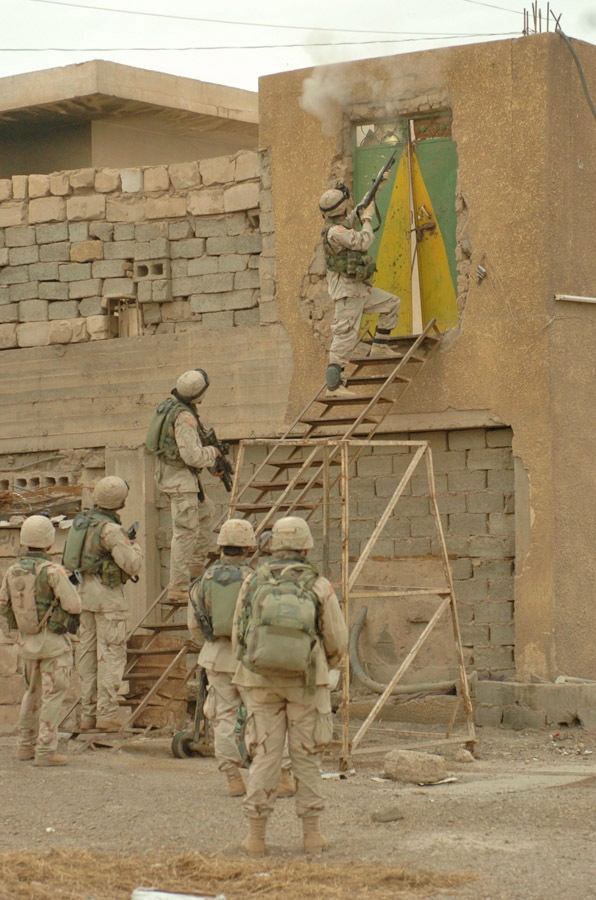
0,849,470,899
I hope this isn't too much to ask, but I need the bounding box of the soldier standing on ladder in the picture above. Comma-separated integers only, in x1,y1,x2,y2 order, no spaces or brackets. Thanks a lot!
319,174,401,399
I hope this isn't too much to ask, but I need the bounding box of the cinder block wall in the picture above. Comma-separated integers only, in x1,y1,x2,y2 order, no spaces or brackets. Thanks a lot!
0,149,279,348
234,425,515,684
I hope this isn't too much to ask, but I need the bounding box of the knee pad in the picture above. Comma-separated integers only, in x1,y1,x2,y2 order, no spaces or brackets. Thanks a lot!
325,364,342,391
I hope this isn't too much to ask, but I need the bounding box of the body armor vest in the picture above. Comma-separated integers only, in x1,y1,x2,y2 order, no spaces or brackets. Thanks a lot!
145,397,197,469
322,218,377,283
65,509,129,588
5,554,78,635
191,560,253,640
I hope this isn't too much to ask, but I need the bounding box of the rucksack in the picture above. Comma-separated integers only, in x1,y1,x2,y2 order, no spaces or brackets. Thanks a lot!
237,560,319,676
190,560,253,641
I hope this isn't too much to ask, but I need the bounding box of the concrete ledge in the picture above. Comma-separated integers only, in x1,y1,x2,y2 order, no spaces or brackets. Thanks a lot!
475,681,596,730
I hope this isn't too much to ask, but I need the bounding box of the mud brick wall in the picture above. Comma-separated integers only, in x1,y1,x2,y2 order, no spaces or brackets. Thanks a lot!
0,150,279,349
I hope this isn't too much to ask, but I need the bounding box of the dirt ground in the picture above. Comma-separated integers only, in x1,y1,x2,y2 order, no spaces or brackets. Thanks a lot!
1,717,595,900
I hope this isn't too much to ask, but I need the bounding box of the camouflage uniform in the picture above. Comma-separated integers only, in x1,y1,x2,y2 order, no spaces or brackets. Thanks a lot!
232,549,348,821
191,557,253,774
325,208,400,368
155,410,218,594
0,553,81,761
78,515,142,723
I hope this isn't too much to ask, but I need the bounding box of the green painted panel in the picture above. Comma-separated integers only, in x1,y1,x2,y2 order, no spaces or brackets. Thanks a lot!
415,138,458,290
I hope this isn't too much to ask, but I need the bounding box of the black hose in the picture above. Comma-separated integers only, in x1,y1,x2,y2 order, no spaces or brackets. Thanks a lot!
349,605,456,696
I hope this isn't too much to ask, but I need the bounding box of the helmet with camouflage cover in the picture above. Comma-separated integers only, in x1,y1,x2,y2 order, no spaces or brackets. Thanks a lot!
270,516,314,551
92,476,129,510
20,515,55,549
217,518,256,549
175,368,210,402
319,183,350,218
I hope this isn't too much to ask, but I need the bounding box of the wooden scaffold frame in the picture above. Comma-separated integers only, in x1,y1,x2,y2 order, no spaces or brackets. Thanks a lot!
229,435,476,770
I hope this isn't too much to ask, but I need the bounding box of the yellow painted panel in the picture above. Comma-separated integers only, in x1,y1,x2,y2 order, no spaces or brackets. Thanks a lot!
361,153,413,337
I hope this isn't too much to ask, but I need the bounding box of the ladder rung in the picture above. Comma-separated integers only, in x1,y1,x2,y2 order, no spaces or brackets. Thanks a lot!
300,415,379,426
248,480,323,492
347,374,410,386
234,502,318,513
127,647,187,656
138,624,187,632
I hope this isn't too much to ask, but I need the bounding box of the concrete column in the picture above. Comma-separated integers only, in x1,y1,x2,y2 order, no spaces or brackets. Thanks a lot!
105,446,160,628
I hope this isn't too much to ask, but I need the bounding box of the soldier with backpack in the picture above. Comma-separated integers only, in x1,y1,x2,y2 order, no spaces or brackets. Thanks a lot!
0,516,81,766
189,518,256,798
63,476,142,732
190,518,297,800
232,516,348,858
145,369,222,604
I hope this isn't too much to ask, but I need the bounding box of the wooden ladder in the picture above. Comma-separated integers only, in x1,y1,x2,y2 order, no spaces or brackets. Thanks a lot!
227,319,443,532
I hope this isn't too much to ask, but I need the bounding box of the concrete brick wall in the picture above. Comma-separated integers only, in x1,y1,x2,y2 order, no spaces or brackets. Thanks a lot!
0,150,279,349
236,425,515,681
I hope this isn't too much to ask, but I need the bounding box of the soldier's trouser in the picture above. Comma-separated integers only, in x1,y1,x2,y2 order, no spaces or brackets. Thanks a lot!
242,685,333,819
204,670,245,772
79,610,128,720
169,491,215,592
18,650,72,758
329,288,400,368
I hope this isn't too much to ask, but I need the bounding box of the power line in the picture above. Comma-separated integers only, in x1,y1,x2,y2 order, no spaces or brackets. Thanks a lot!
461,0,521,12
30,0,519,35
0,33,520,52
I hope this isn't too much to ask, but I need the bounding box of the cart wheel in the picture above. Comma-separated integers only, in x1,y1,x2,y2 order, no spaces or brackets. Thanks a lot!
171,730,201,758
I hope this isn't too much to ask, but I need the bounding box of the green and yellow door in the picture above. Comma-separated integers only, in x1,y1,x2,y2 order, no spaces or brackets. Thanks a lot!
353,113,458,336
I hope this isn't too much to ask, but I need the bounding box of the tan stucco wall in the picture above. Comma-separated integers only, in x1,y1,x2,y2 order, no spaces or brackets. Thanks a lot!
258,34,596,679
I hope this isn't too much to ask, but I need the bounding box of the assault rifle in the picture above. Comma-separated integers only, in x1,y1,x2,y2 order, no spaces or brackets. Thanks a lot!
355,145,400,223
198,423,234,493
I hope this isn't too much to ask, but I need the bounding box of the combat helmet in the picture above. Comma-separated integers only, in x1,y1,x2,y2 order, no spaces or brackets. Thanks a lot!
270,516,314,551
93,476,129,510
20,515,55,550
175,369,210,403
217,518,257,549
319,183,350,218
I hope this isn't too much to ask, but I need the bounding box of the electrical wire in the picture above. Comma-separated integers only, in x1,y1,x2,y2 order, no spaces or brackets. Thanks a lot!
0,34,520,52
555,23,596,122
461,0,520,13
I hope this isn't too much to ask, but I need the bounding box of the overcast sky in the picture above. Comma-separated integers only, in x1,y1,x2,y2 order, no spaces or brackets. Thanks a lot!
2,0,595,92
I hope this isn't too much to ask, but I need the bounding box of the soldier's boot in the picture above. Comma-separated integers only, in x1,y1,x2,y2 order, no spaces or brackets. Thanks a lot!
96,717,123,733
16,746,35,761
369,343,399,358
242,817,268,857
167,588,188,604
276,767,297,798
302,817,329,856
80,717,96,732
33,753,68,767
325,364,357,400
226,768,246,797
369,326,399,358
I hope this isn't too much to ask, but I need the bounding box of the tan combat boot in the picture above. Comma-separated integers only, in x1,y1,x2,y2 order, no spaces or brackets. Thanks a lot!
302,817,329,855
80,717,96,731
33,753,68,767
276,767,296,798
16,746,35,761
226,768,246,797
369,342,399,358
96,717,123,733
242,817,268,857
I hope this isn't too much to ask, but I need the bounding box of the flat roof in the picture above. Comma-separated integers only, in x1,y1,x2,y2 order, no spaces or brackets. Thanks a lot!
0,59,258,139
